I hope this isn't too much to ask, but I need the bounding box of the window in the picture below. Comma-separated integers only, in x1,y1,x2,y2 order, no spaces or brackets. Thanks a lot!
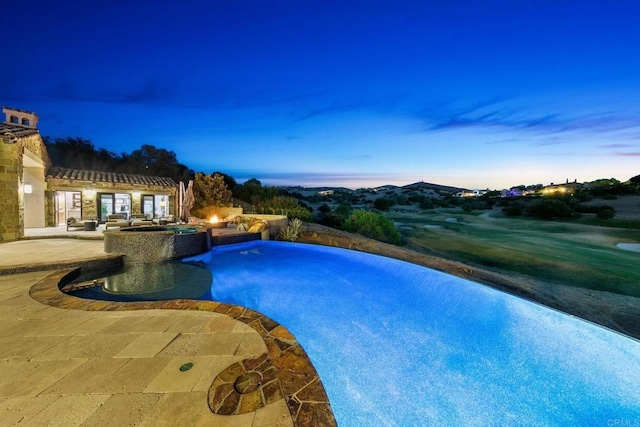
21,118,30,126
10,116,18,124
142,195,154,217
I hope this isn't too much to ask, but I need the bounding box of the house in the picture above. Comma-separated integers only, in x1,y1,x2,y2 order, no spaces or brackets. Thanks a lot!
47,167,178,224
0,106,179,242
541,180,583,196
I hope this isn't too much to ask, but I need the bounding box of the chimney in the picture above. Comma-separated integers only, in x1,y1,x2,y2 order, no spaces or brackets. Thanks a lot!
2,106,38,128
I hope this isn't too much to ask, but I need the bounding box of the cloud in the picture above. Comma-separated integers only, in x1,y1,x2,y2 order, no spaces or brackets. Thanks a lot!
612,152,640,157
485,138,522,145
119,80,169,104
598,143,635,149
46,78,173,106
535,138,564,146
417,96,640,140
423,97,562,133
290,99,368,123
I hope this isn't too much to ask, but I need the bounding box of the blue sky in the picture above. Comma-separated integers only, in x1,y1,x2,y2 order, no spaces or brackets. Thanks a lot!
2,0,639,189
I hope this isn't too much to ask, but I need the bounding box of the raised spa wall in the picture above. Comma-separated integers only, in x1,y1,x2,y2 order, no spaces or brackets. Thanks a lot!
103,215,289,264
104,227,211,264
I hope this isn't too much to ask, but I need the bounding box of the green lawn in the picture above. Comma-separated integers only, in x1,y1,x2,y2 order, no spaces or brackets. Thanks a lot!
389,210,640,297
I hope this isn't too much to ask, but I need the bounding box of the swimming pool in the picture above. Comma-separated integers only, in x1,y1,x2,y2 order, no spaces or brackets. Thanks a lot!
186,240,640,426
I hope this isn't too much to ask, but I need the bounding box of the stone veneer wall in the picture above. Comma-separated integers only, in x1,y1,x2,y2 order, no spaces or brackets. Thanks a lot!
104,228,210,264
46,177,178,221
45,190,56,227
0,133,50,241
0,139,21,241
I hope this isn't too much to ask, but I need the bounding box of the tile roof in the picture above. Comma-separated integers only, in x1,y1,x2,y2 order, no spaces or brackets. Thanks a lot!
47,167,178,188
0,122,40,139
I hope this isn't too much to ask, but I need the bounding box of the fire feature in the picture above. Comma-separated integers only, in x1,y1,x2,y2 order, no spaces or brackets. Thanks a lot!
209,215,228,228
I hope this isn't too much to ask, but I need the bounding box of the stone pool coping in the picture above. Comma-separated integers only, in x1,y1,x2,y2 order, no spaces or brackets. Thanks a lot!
29,268,336,426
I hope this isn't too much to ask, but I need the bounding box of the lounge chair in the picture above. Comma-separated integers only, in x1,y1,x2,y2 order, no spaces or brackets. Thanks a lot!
66,217,98,231
129,213,153,226
66,217,86,231
105,214,130,229
152,215,176,225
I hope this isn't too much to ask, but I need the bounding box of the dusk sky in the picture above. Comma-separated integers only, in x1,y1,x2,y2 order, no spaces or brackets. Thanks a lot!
3,1,639,189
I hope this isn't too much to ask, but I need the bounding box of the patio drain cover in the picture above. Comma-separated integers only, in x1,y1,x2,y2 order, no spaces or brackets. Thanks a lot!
180,362,194,372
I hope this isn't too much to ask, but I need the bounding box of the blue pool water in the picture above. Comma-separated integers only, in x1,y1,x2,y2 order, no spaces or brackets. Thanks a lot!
191,240,640,425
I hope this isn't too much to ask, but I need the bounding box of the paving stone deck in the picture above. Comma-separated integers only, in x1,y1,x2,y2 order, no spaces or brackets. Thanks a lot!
0,234,337,426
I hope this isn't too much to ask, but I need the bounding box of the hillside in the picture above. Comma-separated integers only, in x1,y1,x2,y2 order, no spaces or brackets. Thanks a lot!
402,181,468,193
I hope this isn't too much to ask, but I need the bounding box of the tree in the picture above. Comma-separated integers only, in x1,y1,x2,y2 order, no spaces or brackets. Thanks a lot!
212,171,238,193
193,172,232,218
44,137,193,183
234,178,263,204
44,136,118,171
123,144,192,183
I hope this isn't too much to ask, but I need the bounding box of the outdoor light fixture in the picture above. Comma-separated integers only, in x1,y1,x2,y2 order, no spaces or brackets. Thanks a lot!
23,184,33,194
133,191,140,198
2,132,18,144
85,188,96,198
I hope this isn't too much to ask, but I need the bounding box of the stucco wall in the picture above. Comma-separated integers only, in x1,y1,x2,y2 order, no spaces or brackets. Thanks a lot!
23,166,46,228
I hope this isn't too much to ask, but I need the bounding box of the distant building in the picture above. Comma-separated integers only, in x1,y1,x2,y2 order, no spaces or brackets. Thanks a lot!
541,179,582,196
456,190,487,198
500,186,542,198
317,190,334,196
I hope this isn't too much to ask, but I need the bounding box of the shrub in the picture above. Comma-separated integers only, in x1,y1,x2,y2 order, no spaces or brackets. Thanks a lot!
503,201,524,216
343,210,402,245
419,198,434,210
284,206,313,222
373,197,396,211
318,204,331,215
596,208,615,220
278,218,307,242
528,199,575,220
461,199,485,212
